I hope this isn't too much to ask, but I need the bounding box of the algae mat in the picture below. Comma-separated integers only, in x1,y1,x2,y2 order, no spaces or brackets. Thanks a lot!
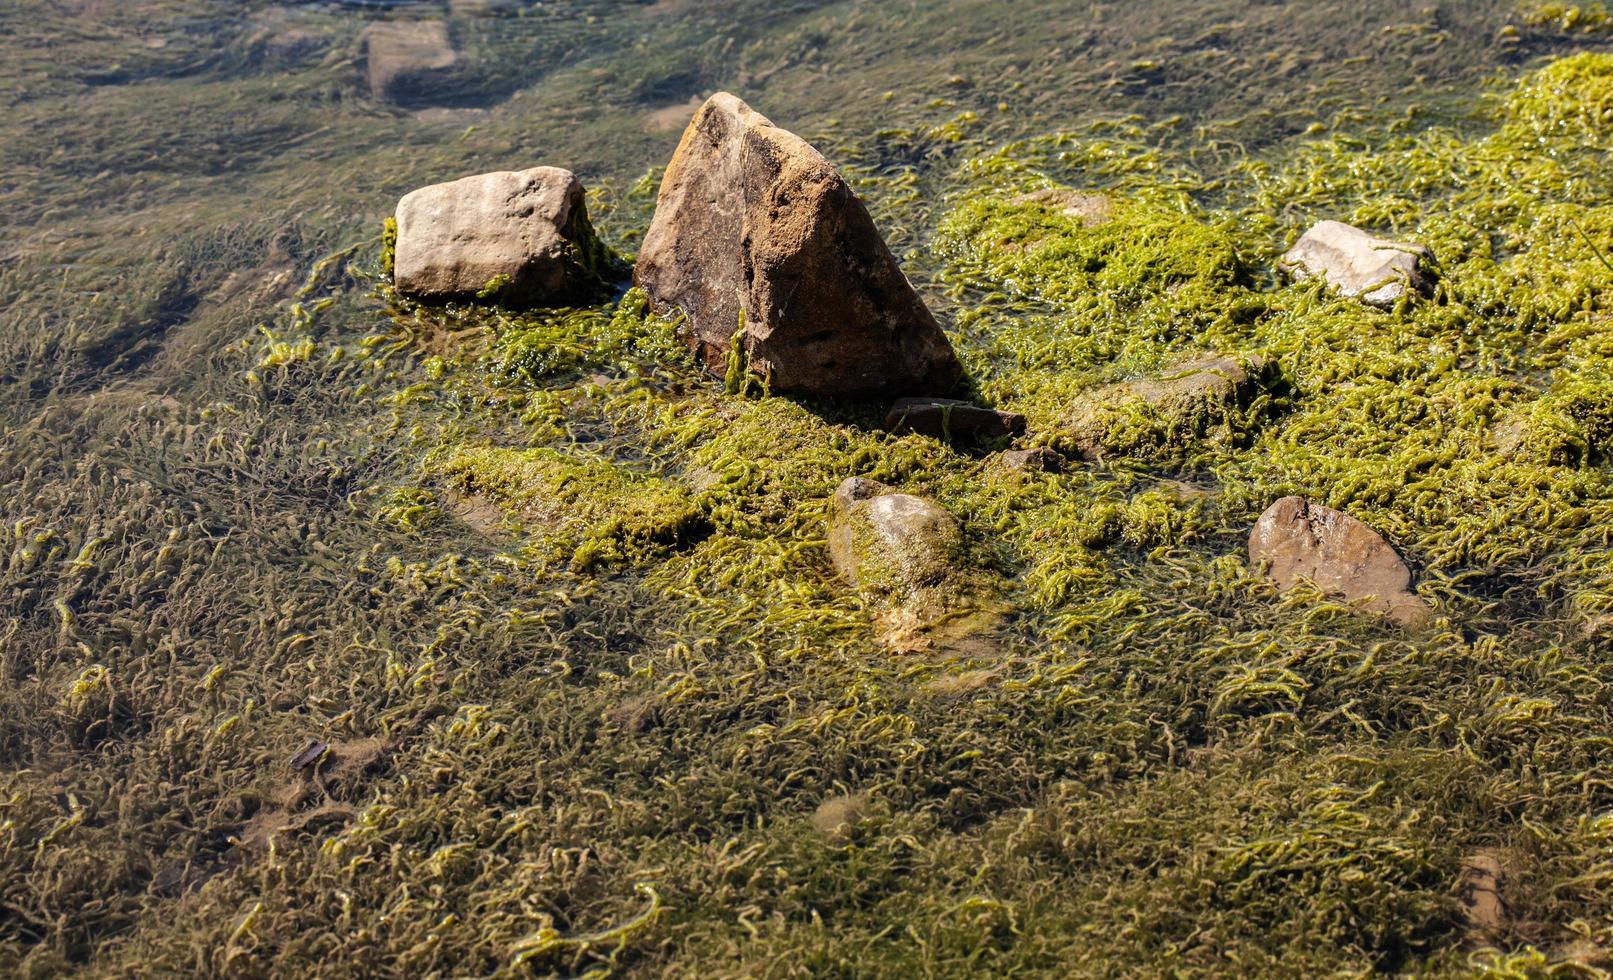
4,0,1613,976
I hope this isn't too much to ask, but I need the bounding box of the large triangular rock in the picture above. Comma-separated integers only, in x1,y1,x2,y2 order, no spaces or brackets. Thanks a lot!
634,93,962,399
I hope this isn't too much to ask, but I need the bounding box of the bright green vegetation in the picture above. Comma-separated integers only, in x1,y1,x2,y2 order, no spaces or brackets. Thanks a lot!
5,1,1613,977
1521,3,1613,33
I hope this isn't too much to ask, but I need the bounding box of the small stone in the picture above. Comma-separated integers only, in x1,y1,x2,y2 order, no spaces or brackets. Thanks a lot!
828,477,963,603
993,447,1065,474
1248,496,1432,627
605,694,661,735
1064,354,1271,460
884,397,1026,441
1458,851,1510,941
1281,220,1432,308
634,93,962,399
1017,187,1114,226
810,793,867,842
393,167,610,306
361,21,460,105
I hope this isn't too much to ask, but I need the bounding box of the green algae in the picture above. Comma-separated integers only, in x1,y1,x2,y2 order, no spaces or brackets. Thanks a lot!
7,3,1613,979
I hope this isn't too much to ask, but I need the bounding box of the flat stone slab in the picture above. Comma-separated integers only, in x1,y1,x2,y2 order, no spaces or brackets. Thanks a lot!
1065,354,1270,459
362,21,460,105
1249,495,1432,627
884,397,1026,440
1281,220,1431,308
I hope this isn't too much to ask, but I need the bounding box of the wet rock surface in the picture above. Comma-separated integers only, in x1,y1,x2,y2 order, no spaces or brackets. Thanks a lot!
884,397,1026,441
393,166,607,306
827,477,963,603
1017,187,1114,226
361,20,460,105
634,92,962,399
1248,495,1432,627
1064,354,1271,459
1281,220,1432,307
992,447,1066,474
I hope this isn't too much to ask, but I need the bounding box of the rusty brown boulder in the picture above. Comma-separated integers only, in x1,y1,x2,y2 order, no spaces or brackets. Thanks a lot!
634,93,962,399
1248,496,1432,627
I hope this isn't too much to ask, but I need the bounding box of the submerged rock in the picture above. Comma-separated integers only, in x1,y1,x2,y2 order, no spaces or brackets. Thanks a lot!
884,397,1026,441
1281,220,1432,308
828,478,963,603
1016,187,1114,226
634,92,962,399
393,167,610,306
992,447,1066,474
361,21,460,105
811,792,868,842
1248,496,1432,627
1064,354,1272,460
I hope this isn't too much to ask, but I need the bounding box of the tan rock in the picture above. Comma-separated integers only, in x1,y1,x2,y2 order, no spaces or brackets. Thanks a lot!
828,478,963,603
634,93,962,399
393,167,609,306
1018,187,1114,226
1281,220,1432,308
361,21,459,105
810,792,868,842
1248,496,1432,627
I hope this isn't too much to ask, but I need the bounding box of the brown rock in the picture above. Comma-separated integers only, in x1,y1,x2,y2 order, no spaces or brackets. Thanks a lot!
634,93,962,399
393,167,609,306
1248,496,1432,627
361,21,460,105
1065,354,1271,459
993,447,1066,474
1281,220,1432,308
885,397,1025,441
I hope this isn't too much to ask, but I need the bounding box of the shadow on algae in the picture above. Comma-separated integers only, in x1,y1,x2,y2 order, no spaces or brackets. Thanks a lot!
4,0,1613,977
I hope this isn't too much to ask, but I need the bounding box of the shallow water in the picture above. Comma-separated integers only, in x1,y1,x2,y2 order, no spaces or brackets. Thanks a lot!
3,1,1613,976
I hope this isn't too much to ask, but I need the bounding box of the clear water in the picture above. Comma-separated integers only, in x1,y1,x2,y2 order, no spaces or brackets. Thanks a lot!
3,1,1613,975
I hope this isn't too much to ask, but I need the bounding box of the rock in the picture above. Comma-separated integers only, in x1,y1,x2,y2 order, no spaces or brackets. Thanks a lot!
1281,220,1432,308
993,447,1066,474
605,694,661,735
884,397,1026,441
828,478,963,603
810,792,867,842
1248,496,1432,627
643,95,703,134
361,21,459,105
1458,851,1510,942
1064,354,1271,460
393,167,610,306
634,93,962,399
1017,187,1114,226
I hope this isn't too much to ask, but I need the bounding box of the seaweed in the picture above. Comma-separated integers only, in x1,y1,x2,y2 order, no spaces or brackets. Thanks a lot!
7,2,1613,978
